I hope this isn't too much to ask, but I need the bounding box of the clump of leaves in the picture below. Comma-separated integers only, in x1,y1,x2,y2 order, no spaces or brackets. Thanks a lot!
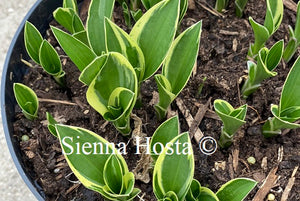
55,125,140,200
248,0,283,57
81,52,138,135
214,99,247,148
150,116,256,200
241,40,284,98
116,0,143,28
51,0,191,134
262,56,300,137
13,83,39,120
283,1,300,62
154,21,202,120
24,22,65,86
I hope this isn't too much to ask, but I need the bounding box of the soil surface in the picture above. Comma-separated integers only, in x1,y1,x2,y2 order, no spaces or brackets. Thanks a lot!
13,0,300,200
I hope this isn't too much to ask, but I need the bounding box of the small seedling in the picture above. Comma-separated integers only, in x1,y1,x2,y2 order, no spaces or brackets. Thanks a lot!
248,0,283,57
283,2,300,62
24,22,65,86
241,40,284,98
215,0,229,12
55,125,140,200
13,83,39,120
116,0,143,28
235,0,248,17
214,99,247,148
262,56,300,137
155,21,202,120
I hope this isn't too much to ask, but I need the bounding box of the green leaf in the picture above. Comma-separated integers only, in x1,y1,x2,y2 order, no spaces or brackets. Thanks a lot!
46,112,58,137
214,99,247,148
150,116,179,161
53,8,77,34
103,155,124,194
294,2,300,40
63,0,78,13
13,83,39,120
130,0,180,80
216,178,257,201
55,124,128,190
131,9,143,22
283,37,298,62
73,30,89,46
39,40,63,76
24,21,43,64
264,0,283,34
122,2,131,28
163,21,202,96
51,26,97,71
242,41,283,98
265,40,284,71
104,18,145,81
198,187,219,201
153,132,194,201
248,17,270,56
72,14,85,33
87,0,115,55
86,52,137,134
214,99,247,135
280,57,300,112
262,104,300,137
154,74,176,120
185,179,201,201
79,55,108,86
235,0,248,17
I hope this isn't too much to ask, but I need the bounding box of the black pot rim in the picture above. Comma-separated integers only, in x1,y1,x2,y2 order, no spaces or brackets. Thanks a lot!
1,0,60,200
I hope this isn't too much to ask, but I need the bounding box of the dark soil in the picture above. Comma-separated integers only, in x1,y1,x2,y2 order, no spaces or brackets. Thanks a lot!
13,0,300,200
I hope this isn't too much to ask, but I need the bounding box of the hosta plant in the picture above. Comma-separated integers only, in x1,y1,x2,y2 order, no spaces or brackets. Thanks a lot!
82,52,138,135
241,40,284,98
13,83,39,120
150,116,256,200
283,1,300,62
235,0,248,17
154,21,202,120
262,56,300,137
215,0,229,12
152,132,194,201
24,22,65,86
248,0,283,57
50,0,181,134
214,99,247,148
55,124,140,200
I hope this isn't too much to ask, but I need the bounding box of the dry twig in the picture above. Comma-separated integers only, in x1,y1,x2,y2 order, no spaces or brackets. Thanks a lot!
283,0,297,12
281,166,299,201
253,167,279,201
176,98,204,143
189,97,211,140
